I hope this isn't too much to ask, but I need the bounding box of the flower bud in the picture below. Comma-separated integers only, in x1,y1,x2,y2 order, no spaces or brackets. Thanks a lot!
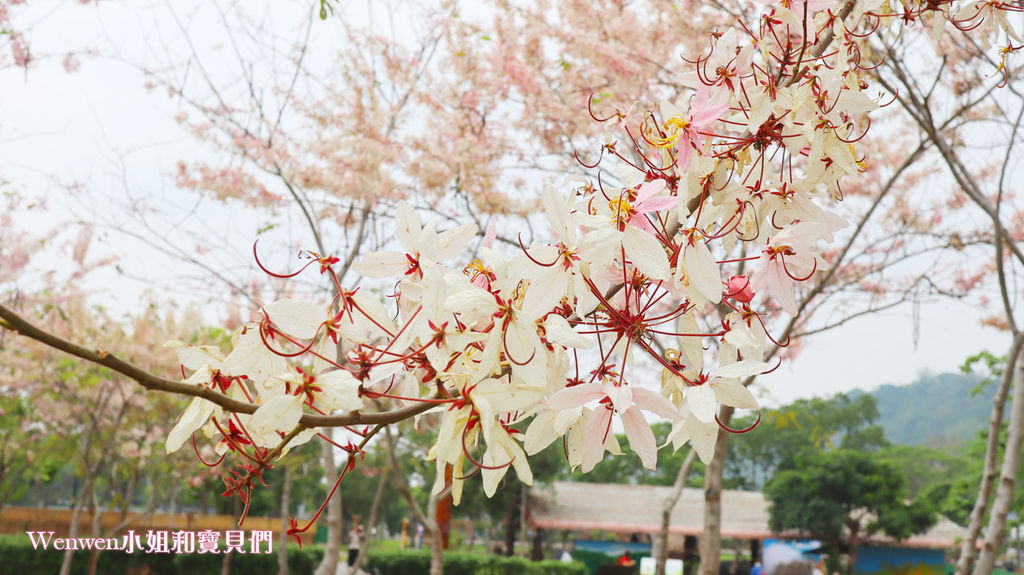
727,275,755,303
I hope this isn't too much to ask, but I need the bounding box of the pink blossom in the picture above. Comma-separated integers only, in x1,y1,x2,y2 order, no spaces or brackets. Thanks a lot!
726,276,755,303
10,32,30,68
611,179,676,234
653,86,730,170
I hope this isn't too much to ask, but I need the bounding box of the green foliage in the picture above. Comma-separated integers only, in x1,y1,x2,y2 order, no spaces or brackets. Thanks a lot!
0,535,323,575
875,444,962,499
726,393,888,490
765,449,936,545
960,350,1005,395
929,418,1024,526
0,533,177,575
174,544,323,574
362,549,587,575
0,393,46,507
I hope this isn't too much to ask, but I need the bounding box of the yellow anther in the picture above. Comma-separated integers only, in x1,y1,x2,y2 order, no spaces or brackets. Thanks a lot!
609,198,635,226
649,115,690,148
848,143,868,172
463,259,490,278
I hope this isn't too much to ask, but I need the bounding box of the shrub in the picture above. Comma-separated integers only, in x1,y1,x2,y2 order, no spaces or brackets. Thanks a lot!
363,548,587,575
0,534,322,575
172,543,322,574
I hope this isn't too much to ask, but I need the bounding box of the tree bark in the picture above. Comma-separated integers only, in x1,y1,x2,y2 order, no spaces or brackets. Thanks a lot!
87,484,102,575
279,465,293,575
169,480,179,529
352,464,391,574
657,449,698,575
315,437,344,575
957,334,1023,575
520,483,528,558
698,406,734,575
87,473,154,575
504,487,519,557
428,492,445,575
847,521,861,575
88,466,141,575
973,338,1024,575
382,425,444,574
531,528,545,561
220,495,242,575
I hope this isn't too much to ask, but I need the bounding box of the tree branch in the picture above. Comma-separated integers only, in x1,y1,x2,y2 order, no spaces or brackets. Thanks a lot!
0,303,438,428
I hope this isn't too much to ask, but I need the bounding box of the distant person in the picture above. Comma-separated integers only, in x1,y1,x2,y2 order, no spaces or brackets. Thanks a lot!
347,524,364,567
618,551,637,567
751,561,763,575
561,548,574,563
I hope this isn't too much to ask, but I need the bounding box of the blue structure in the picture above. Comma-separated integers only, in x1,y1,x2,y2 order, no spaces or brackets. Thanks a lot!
762,539,946,575
854,545,945,575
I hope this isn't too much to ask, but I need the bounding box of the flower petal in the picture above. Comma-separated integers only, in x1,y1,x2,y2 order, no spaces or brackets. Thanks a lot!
711,359,771,380
249,395,304,446
352,250,411,278
164,340,224,371
711,378,759,410
686,416,720,464
543,314,591,349
686,383,717,423
433,223,479,261
633,387,682,420
581,408,613,473
623,226,671,281
621,407,658,470
264,298,325,340
166,397,216,453
546,382,605,410
683,240,723,304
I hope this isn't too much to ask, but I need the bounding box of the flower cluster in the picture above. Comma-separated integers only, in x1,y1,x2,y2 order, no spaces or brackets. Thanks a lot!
161,0,1022,524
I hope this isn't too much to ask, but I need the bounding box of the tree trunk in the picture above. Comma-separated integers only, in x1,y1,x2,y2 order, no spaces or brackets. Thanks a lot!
0,460,10,516
847,521,861,575
657,449,698,575
699,406,734,575
279,465,293,575
519,483,528,558
504,487,519,557
169,480,179,529
957,334,1023,575
382,425,444,574
438,466,453,550
87,484,103,575
352,464,391,574
59,476,92,575
88,467,139,575
221,496,241,575
315,438,343,575
973,338,1024,575
531,528,544,561
88,473,154,575
428,492,445,575
731,539,741,575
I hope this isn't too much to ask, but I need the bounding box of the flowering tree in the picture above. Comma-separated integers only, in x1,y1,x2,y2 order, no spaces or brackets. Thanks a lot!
1,2,1023,575
864,9,1024,573
0,214,204,575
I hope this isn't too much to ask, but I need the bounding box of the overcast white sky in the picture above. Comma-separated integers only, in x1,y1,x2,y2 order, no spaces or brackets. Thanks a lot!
0,0,1012,408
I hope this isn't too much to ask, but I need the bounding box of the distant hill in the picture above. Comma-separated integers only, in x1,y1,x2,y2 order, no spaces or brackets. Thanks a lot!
852,372,995,450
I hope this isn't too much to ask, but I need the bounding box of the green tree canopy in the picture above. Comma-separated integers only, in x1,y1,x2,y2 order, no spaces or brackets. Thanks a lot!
726,393,888,490
765,449,936,575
